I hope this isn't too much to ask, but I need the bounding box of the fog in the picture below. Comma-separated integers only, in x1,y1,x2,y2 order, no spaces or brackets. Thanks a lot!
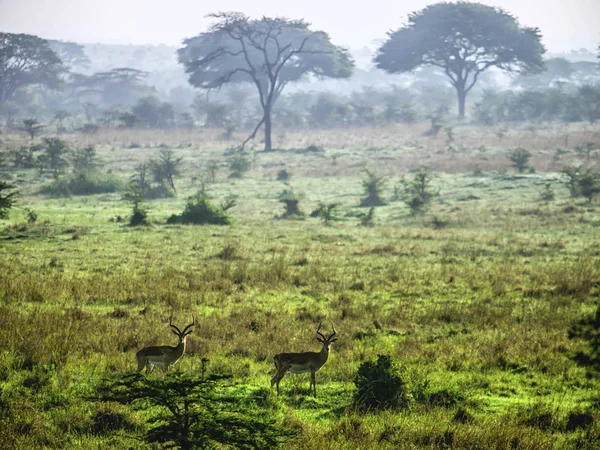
1,0,599,53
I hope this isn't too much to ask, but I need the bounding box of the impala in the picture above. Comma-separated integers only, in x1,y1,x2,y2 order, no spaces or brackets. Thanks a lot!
136,316,195,374
271,322,337,397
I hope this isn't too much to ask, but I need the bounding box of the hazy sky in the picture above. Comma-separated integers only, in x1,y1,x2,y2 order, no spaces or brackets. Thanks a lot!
0,0,598,53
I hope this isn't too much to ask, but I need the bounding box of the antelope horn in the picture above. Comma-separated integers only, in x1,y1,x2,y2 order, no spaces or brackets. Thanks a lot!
181,315,195,334
169,315,182,334
329,322,337,339
316,321,326,340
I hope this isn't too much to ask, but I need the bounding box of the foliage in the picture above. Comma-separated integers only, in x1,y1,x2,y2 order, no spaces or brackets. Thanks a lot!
71,146,103,173
562,166,583,197
360,169,387,207
359,207,375,227
17,118,45,140
36,137,71,179
0,181,18,219
40,172,124,197
133,96,175,128
151,149,183,193
353,355,411,410
538,184,555,202
576,171,600,203
507,147,532,173
400,169,436,214
278,189,303,219
311,202,338,225
374,2,545,117
167,194,232,225
0,32,63,105
229,154,251,178
95,370,294,449
123,184,149,226
178,12,354,151
569,305,600,373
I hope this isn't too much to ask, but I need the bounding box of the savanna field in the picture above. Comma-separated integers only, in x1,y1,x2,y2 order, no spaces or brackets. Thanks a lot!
1,122,600,448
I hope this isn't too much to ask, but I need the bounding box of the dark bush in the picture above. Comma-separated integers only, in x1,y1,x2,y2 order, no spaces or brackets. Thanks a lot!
167,194,232,225
353,354,411,410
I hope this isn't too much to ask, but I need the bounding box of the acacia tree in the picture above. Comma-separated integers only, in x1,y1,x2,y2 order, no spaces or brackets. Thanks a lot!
0,33,63,105
374,2,545,118
178,12,354,151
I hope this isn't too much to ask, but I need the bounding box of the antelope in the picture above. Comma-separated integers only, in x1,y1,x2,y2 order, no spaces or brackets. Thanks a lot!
136,316,195,374
271,322,337,397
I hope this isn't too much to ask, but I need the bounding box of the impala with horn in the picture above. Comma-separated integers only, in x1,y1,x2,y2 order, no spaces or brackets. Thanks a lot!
136,316,195,374
271,322,337,397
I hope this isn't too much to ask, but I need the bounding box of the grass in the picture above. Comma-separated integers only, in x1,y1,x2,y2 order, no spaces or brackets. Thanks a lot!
1,122,600,448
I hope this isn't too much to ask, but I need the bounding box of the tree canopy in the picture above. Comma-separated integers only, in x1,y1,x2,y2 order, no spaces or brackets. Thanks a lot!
0,32,63,105
178,12,354,151
374,2,545,117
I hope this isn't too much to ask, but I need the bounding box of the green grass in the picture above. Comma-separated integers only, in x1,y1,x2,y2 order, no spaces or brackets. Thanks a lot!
1,123,600,448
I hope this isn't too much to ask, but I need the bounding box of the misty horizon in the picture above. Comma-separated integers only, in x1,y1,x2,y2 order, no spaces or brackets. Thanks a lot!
1,0,598,54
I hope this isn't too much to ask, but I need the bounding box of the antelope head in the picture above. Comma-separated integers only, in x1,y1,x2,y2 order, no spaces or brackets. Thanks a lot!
315,321,337,352
170,315,195,344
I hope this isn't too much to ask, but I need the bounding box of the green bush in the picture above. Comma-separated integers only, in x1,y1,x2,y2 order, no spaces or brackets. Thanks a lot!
0,181,18,219
353,354,411,410
40,173,125,197
167,194,232,225
507,147,532,173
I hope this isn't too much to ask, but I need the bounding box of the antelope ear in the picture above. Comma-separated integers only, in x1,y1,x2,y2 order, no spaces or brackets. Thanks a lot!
185,331,193,336
330,338,338,343
316,338,323,343
172,331,180,337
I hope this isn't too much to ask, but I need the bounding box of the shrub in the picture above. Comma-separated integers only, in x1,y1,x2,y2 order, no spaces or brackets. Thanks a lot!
36,137,71,179
278,189,303,219
360,169,387,207
507,147,532,173
311,202,338,225
229,154,251,178
400,169,436,215
577,171,600,203
95,370,294,449
538,183,555,202
353,354,411,410
71,146,103,173
151,149,183,193
167,194,232,225
40,173,125,197
562,166,582,197
0,181,18,219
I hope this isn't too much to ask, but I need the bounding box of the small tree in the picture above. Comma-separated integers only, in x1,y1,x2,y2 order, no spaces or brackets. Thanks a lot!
508,147,532,173
71,145,103,173
360,169,387,207
37,137,71,179
229,154,251,178
401,169,436,215
311,202,338,225
151,149,183,193
123,184,149,226
562,166,583,197
95,370,293,449
0,181,17,219
577,171,600,203
278,189,303,219
17,118,45,140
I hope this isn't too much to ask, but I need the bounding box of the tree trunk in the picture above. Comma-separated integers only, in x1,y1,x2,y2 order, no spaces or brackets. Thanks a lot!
263,106,272,152
456,87,467,119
